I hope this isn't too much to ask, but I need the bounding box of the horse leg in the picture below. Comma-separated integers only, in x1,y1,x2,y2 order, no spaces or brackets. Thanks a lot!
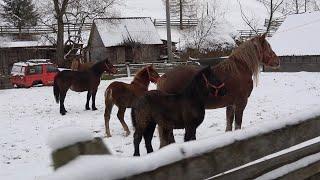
143,122,156,154
133,130,143,156
59,90,67,115
184,126,196,142
235,101,248,130
104,100,114,137
226,105,235,131
159,126,174,148
85,91,91,110
117,107,130,136
91,89,98,110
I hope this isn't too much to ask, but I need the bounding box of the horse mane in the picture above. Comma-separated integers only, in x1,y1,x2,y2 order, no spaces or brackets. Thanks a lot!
180,67,208,100
133,66,148,82
215,37,262,85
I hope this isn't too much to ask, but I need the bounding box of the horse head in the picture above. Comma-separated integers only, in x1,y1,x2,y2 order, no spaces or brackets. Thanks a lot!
200,66,227,97
252,33,280,68
146,65,160,83
104,59,117,74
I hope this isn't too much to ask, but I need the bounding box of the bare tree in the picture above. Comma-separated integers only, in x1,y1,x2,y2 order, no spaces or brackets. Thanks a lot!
238,0,283,35
44,0,121,66
182,2,234,54
238,0,261,34
265,0,284,33
164,0,198,29
53,0,70,66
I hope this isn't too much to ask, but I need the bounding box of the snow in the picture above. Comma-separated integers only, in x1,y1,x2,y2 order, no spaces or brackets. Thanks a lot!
269,11,320,56
94,18,163,47
1,72,320,179
47,126,94,151
256,152,320,180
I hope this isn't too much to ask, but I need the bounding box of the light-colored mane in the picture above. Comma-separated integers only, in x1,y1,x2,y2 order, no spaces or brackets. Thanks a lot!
215,38,262,85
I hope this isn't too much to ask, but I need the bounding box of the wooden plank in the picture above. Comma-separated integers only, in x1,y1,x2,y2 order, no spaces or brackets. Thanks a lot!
128,116,320,180
212,142,320,180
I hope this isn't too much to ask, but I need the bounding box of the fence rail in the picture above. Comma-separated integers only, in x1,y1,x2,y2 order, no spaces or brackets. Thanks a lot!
153,18,198,27
0,23,92,34
237,29,275,41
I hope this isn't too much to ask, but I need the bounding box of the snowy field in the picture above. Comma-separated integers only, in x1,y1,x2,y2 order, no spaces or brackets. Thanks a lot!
1,72,320,179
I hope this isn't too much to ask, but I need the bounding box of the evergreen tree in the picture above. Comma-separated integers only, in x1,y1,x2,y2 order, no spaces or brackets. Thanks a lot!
1,0,39,29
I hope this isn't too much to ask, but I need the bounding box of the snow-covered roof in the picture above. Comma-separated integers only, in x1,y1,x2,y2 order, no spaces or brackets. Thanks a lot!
269,11,320,56
13,59,53,66
94,17,163,47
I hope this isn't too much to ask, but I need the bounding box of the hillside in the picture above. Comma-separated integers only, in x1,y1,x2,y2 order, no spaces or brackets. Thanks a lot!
0,0,280,50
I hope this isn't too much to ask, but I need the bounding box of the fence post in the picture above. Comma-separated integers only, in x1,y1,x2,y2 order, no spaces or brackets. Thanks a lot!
126,62,131,77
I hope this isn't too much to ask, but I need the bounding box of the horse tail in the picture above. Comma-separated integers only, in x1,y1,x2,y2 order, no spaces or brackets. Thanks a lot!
53,75,60,103
131,107,137,128
104,88,114,120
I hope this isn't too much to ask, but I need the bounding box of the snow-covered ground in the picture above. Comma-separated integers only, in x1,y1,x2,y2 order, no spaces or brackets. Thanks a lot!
1,72,320,179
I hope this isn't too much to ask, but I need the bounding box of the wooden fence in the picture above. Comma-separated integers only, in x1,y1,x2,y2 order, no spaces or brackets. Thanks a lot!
237,29,275,41
264,55,320,72
153,18,198,27
0,23,92,35
48,114,320,179
128,116,320,180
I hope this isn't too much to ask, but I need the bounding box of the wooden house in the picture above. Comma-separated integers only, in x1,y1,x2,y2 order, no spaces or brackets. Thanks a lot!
267,11,320,72
86,17,163,64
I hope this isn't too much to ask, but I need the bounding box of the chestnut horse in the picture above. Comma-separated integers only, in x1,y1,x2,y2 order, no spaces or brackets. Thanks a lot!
131,66,226,156
71,58,94,72
53,58,117,115
157,33,280,131
104,65,160,137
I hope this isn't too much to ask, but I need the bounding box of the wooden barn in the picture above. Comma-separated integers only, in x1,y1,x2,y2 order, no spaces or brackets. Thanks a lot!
267,11,320,72
86,17,163,64
0,41,55,75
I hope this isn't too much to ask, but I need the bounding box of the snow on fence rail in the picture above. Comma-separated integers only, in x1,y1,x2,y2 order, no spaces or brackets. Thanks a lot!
45,111,320,180
0,23,92,34
153,18,198,27
112,61,198,78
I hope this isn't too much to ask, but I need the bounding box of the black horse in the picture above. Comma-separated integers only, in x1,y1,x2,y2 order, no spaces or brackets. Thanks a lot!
131,66,226,156
53,58,117,115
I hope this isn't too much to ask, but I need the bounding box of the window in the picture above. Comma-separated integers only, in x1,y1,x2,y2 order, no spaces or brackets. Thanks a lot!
28,65,42,75
11,65,22,74
46,65,58,73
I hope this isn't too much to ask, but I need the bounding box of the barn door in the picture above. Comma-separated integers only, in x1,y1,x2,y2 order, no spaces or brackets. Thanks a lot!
125,46,133,62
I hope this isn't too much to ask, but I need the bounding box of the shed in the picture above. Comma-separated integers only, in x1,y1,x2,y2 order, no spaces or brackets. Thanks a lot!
0,37,55,75
86,17,163,64
267,11,320,72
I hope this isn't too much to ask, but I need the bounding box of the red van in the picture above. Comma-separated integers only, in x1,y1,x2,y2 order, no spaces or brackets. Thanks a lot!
10,59,58,88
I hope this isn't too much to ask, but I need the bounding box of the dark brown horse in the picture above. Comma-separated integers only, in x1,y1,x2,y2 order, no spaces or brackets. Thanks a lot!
157,33,280,131
131,66,226,156
104,65,160,137
53,58,117,115
71,58,94,72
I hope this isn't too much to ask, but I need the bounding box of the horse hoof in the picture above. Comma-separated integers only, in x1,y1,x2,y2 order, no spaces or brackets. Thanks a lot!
105,134,112,138
85,107,90,110
60,112,66,115
92,107,98,111
125,131,130,137
133,153,140,156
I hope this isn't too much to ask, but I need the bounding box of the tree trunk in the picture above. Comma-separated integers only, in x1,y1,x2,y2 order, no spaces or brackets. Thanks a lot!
56,16,65,67
179,0,183,30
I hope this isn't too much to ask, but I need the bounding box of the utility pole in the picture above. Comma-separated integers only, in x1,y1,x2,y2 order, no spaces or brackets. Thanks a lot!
166,0,173,62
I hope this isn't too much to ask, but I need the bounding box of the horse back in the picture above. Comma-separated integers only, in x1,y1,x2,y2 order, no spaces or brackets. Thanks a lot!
157,65,200,93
